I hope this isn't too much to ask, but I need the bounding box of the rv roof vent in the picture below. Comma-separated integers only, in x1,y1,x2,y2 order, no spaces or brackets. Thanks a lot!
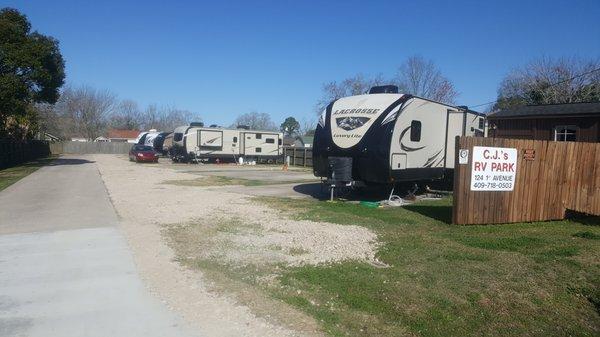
457,105,468,111
209,124,218,128
149,129,157,132
237,125,250,130
369,85,399,94
190,122,204,127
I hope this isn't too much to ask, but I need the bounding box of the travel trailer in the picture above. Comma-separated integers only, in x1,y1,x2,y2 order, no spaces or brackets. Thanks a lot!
135,129,160,147
313,86,485,186
135,130,172,154
152,132,171,154
171,123,283,162
161,132,174,155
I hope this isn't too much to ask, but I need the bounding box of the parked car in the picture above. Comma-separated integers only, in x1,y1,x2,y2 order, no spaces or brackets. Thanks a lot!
129,145,159,163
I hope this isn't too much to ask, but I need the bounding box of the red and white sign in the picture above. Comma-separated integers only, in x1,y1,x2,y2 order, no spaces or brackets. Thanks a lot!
470,146,517,191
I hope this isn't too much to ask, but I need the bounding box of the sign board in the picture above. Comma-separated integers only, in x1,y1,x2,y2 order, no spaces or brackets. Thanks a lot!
458,149,469,164
523,149,535,161
470,146,518,191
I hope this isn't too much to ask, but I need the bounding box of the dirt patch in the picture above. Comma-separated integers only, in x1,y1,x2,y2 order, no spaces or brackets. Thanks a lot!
164,215,378,267
95,155,379,336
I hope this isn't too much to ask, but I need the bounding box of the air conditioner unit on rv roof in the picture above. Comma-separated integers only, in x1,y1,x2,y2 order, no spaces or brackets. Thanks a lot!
369,85,399,94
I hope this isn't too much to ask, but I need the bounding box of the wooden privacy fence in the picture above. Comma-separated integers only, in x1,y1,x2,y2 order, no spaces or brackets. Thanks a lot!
0,139,50,169
453,136,600,225
279,146,313,167
50,141,132,155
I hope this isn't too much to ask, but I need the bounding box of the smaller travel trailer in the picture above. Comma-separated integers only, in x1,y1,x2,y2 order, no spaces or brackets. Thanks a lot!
135,129,160,147
161,133,174,155
152,132,171,154
171,123,283,162
313,85,485,187
136,130,171,154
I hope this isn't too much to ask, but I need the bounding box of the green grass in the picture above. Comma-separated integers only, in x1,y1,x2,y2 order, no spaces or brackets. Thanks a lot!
255,197,600,337
164,195,600,337
0,157,54,191
163,175,312,187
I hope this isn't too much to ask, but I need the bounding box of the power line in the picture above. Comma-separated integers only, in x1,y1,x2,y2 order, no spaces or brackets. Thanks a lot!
469,66,600,109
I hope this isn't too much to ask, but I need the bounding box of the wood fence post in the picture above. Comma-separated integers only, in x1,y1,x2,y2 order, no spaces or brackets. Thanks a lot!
303,148,307,167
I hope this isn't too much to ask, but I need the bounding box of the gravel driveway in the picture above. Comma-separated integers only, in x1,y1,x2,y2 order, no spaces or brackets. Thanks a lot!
95,155,380,336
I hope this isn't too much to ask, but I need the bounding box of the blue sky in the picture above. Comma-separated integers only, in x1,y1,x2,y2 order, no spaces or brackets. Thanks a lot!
4,0,600,125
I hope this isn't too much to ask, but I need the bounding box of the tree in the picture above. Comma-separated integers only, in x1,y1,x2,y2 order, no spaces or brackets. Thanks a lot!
298,117,316,136
231,111,276,131
280,116,300,136
315,74,384,113
35,102,71,139
137,105,200,131
155,106,200,131
394,56,458,104
494,57,600,111
315,56,458,114
55,85,116,140
109,99,142,130
0,8,65,139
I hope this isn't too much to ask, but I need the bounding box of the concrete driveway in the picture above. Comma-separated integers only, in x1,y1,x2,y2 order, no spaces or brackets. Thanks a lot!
0,156,198,337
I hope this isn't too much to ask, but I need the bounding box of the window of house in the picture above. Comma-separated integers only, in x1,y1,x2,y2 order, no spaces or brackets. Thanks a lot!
410,120,421,142
173,133,183,142
256,147,262,153
478,118,485,129
554,125,577,142
265,138,275,144
256,133,262,139
233,136,238,143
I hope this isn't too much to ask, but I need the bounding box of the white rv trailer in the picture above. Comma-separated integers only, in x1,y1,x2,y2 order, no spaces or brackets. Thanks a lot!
135,129,171,153
135,129,160,147
312,86,485,185
171,124,283,162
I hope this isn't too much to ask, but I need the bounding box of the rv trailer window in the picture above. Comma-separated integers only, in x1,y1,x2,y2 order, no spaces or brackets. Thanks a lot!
278,139,282,145
410,121,422,142
174,133,183,142
265,138,275,144
256,133,262,139
233,136,237,143
256,147,262,153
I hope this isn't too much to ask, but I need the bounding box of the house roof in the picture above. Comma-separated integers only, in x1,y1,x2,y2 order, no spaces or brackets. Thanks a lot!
298,136,314,145
108,129,140,139
488,102,600,119
282,136,296,146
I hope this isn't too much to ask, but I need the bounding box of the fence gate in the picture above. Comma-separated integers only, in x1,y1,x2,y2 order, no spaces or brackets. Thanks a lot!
452,136,600,225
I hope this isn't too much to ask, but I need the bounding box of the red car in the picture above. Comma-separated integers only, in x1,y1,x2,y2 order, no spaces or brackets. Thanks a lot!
129,145,159,163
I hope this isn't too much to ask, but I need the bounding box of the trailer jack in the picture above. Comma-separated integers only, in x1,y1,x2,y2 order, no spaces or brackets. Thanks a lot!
325,180,365,201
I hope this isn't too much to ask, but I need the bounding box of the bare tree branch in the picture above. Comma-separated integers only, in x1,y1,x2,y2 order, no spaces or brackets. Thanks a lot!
394,56,458,104
109,99,142,130
55,85,116,140
231,111,277,131
495,56,600,111
315,74,384,114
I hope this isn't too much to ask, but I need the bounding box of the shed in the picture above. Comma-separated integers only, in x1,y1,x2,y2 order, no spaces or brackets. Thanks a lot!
487,102,600,142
